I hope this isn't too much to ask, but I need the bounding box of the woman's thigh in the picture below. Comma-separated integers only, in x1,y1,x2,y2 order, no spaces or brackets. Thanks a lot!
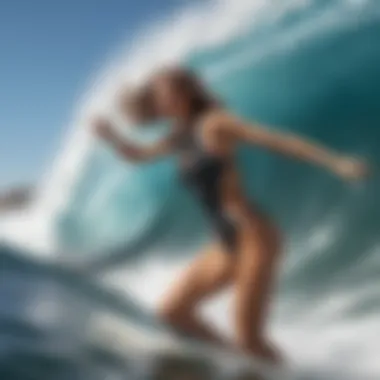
234,218,282,331
158,242,236,315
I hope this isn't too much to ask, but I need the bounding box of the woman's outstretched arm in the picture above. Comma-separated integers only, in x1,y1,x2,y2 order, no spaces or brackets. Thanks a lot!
93,117,176,162
211,111,368,180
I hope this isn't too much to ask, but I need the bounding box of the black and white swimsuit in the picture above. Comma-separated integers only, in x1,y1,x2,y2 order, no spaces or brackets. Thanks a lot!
175,126,238,252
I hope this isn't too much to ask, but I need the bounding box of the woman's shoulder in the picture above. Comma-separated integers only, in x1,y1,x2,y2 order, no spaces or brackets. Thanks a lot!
201,108,235,135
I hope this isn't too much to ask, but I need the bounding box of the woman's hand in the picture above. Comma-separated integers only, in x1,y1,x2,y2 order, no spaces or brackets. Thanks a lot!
92,117,116,143
331,156,369,181
91,116,146,162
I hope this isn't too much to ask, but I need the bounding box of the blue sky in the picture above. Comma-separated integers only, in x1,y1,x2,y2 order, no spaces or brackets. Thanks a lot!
0,0,199,189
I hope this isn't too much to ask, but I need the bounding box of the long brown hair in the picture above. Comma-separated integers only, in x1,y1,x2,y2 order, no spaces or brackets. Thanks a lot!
122,67,219,124
120,82,157,124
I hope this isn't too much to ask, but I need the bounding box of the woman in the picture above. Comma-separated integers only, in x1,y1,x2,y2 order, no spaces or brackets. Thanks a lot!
93,67,367,364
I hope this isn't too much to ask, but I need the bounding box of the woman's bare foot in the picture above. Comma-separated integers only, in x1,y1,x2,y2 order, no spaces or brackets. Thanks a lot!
244,340,284,366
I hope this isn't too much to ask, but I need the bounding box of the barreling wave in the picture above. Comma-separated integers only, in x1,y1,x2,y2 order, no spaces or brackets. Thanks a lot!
1,0,380,378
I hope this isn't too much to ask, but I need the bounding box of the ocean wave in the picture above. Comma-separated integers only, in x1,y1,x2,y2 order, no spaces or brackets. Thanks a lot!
1,0,380,378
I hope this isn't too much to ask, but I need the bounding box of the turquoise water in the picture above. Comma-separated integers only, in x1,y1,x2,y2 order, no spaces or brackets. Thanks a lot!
1,1,380,379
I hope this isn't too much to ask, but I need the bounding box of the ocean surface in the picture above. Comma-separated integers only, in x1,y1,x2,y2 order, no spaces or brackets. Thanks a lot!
1,0,380,379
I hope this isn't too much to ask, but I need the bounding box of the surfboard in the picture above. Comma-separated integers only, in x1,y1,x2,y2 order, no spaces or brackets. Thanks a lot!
89,312,295,380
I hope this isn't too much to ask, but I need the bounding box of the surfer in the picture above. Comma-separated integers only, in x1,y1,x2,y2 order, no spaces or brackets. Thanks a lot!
93,67,368,364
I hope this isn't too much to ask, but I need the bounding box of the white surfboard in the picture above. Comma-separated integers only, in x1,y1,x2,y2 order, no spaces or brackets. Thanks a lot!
89,312,295,380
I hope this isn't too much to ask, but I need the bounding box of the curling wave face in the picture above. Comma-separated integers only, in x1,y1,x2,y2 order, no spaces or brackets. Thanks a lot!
1,0,380,378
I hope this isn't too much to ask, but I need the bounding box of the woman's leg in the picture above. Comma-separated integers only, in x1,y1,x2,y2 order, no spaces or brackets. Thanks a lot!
157,242,235,347
234,220,283,363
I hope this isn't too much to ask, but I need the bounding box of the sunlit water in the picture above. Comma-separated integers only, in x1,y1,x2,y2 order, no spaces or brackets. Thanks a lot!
1,0,380,379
